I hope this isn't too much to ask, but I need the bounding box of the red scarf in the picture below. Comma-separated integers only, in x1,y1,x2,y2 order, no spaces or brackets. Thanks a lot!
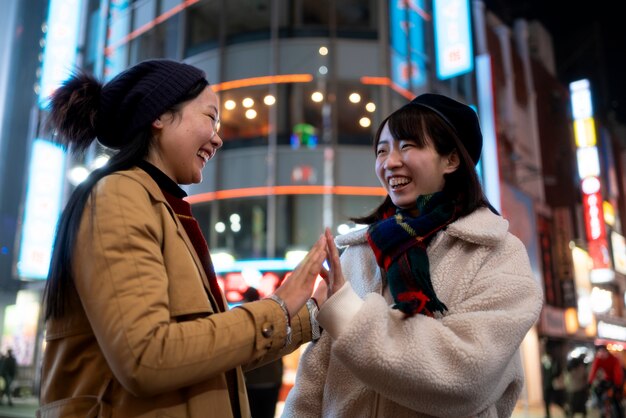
162,190,225,312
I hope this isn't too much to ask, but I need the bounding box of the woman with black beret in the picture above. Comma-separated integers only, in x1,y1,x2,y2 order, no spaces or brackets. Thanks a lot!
284,94,544,417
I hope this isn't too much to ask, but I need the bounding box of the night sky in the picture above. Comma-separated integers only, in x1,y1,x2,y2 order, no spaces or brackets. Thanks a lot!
483,0,626,125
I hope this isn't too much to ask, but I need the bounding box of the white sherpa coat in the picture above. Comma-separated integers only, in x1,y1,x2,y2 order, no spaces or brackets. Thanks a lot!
283,207,544,418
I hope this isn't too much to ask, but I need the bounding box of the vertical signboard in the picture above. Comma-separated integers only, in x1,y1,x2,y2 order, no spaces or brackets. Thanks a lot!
38,0,84,108
389,0,427,91
17,140,66,279
433,0,474,80
570,79,613,283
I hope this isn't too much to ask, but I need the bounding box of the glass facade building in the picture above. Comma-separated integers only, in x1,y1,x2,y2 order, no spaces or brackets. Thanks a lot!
80,0,476,264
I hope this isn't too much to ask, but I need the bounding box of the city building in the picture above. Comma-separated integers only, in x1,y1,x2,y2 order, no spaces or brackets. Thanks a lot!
1,0,625,410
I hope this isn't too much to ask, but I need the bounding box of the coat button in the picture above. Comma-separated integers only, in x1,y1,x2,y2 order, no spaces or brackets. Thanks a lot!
261,323,274,338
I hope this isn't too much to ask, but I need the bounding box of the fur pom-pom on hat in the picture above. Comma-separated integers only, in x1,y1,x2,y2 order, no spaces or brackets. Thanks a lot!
47,71,102,153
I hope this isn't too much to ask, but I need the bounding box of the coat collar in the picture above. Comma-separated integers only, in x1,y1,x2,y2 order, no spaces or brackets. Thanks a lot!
114,167,226,311
335,206,508,248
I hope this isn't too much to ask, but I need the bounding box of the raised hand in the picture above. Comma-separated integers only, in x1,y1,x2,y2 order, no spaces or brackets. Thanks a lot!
324,227,345,297
273,234,327,317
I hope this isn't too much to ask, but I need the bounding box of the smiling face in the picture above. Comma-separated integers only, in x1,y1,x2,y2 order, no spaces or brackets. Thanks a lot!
375,122,458,210
147,86,222,184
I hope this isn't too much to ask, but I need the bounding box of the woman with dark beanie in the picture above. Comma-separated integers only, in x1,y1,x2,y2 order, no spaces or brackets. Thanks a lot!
38,59,328,418
284,94,544,417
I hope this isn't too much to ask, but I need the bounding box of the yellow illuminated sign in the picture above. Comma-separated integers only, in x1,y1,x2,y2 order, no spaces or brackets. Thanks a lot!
574,117,597,147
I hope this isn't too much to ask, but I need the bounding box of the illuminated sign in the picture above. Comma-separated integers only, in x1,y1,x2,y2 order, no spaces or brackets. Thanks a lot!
597,320,626,342
38,0,83,108
576,147,600,179
104,0,131,81
433,0,474,80
574,118,597,147
582,190,605,242
389,0,427,90
570,79,612,283
611,232,626,275
17,140,66,279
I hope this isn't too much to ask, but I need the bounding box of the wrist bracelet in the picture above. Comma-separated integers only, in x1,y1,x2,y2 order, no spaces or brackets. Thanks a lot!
306,298,321,342
267,294,292,346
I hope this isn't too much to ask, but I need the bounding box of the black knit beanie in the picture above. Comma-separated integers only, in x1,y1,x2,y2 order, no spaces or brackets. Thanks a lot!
96,59,206,149
406,93,483,165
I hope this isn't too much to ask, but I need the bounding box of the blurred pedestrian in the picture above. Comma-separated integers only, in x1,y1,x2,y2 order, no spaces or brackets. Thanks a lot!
542,351,565,418
588,345,623,417
38,59,328,418
564,356,588,417
283,93,543,417
0,348,16,406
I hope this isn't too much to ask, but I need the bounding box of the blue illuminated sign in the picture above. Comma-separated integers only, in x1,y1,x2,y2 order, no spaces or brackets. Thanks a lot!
389,0,427,91
17,140,66,279
38,0,83,108
433,0,474,80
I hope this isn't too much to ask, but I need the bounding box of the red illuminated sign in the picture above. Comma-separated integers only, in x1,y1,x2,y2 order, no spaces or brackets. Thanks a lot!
582,188,611,271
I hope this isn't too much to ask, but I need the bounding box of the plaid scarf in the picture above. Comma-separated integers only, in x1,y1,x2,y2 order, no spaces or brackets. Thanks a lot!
367,192,460,317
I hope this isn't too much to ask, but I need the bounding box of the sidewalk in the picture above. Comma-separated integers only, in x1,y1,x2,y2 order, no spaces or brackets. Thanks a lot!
0,397,38,418
0,397,603,418
512,402,601,418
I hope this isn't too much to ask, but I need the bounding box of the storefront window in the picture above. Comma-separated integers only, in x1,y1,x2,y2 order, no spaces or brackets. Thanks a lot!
219,87,273,148
335,83,378,145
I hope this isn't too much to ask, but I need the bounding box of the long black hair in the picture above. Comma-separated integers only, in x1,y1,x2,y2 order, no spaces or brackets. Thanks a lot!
43,71,208,320
353,104,489,225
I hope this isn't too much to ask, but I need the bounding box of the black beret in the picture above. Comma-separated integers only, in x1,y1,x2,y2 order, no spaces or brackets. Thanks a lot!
96,59,206,148
408,93,483,165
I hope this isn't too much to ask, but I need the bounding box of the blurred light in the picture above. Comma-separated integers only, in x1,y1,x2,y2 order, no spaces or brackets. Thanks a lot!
91,155,109,169
319,46,328,56
263,94,276,105
604,201,615,227
224,99,236,110
564,308,579,334
576,147,600,179
570,79,593,119
230,214,241,223
285,249,308,268
245,109,257,119
212,250,235,270
318,66,328,75
349,93,361,103
337,224,350,235
590,286,613,313
68,166,89,185
359,117,371,128
215,222,226,233
311,91,324,102
241,267,263,288
574,118,596,147
242,97,254,108
581,177,601,194
231,223,241,232
365,102,376,112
